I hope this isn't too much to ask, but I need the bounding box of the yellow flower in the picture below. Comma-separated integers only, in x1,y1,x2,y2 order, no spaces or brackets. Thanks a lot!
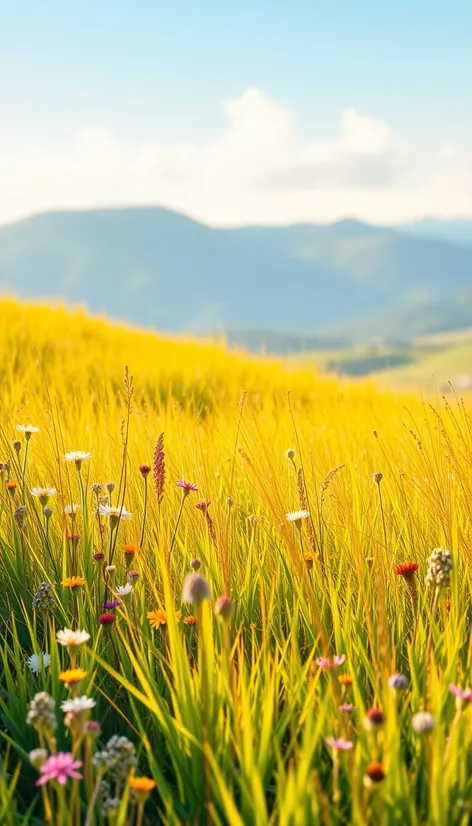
59,668,88,685
129,776,156,793
147,609,181,629
62,576,86,588
183,615,197,626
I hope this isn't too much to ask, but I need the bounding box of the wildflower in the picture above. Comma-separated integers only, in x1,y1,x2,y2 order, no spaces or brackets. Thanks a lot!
190,558,202,571
226,496,234,507
363,763,386,788
29,748,48,769
412,711,435,733
338,674,353,687
372,472,383,485
316,654,346,669
139,464,151,477
98,504,133,529
17,424,40,439
214,595,235,622
32,582,55,611
304,552,315,569
182,573,211,604
61,576,86,589
36,752,83,787
102,600,120,610
127,570,139,582
30,487,57,506
93,734,137,777
389,673,409,692
93,552,105,562
64,504,80,517
105,565,116,581
176,479,198,497
326,737,353,751
56,629,90,648
425,548,453,589
286,510,310,528
285,449,296,461
129,776,156,801
59,668,87,686
247,514,257,526
13,506,26,530
27,653,51,674
195,500,211,512
61,696,95,715
105,481,116,494
102,798,121,815
85,720,101,739
364,708,385,731
13,440,21,454
394,561,419,578
5,481,16,493
67,534,81,546
339,703,355,713
64,451,92,470
91,483,102,495
99,613,115,627
116,583,133,597
122,543,140,557
183,615,197,626
147,609,181,629
449,684,472,709
27,692,56,734
43,507,53,520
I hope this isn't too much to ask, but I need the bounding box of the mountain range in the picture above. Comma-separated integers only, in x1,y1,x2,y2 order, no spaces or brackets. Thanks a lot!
1,207,472,351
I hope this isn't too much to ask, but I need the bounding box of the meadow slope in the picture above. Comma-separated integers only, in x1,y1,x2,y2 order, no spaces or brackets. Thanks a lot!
0,300,471,825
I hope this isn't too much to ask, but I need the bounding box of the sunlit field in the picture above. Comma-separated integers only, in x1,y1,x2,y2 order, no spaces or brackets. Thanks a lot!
1,299,472,825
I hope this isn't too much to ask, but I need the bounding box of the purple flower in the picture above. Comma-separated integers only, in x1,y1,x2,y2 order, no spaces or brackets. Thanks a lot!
36,752,83,786
339,703,355,713
102,600,120,610
389,673,409,691
326,736,353,751
316,654,346,669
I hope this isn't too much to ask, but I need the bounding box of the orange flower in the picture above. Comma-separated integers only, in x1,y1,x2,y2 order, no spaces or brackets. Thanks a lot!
59,668,87,685
6,481,17,491
183,615,197,626
62,576,86,588
129,776,156,793
338,674,353,686
122,544,141,557
147,609,181,629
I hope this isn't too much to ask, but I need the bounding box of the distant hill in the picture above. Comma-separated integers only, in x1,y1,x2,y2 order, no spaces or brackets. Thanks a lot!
1,207,472,347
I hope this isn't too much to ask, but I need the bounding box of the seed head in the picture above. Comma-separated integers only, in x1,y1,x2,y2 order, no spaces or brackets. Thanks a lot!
182,573,211,604
373,472,383,485
27,692,56,734
32,582,55,611
190,558,202,571
412,711,435,734
425,548,453,589
214,596,235,622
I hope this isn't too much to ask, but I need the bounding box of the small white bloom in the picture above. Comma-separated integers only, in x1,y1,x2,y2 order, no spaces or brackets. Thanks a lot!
61,696,96,714
64,451,92,464
412,711,435,734
115,583,133,597
30,487,57,499
17,424,40,434
286,510,310,522
27,653,51,674
98,505,133,520
64,504,80,515
56,629,90,647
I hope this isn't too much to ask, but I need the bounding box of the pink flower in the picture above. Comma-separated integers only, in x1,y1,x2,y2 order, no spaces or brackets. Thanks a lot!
339,703,355,713
326,736,353,751
176,480,198,496
449,684,472,702
195,500,211,512
316,654,346,669
36,752,83,786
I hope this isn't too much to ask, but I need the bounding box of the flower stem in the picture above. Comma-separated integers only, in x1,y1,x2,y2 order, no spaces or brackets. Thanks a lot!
139,476,148,548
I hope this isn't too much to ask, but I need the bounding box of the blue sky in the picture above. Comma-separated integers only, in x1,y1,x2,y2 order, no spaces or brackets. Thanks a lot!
1,1,471,225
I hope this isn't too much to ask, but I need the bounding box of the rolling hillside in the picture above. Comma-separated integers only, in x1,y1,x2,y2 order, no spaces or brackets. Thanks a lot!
1,208,472,344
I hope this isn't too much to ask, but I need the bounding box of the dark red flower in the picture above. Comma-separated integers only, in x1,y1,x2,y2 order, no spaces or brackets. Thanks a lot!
195,500,211,512
139,465,151,477
394,561,419,578
99,612,115,627
365,763,386,784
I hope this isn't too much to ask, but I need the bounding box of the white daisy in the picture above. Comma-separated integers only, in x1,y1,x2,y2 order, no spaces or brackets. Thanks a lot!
115,583,133,597
56,629,90,647
65,451,92,463
61,696,96,714
98,505,133,520
17,424,40,437
27,653,51,674
64,504,80,516
30,487,57,502
286,510,310,522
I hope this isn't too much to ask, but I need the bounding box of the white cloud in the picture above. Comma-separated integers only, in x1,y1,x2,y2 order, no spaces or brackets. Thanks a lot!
0,88,471,227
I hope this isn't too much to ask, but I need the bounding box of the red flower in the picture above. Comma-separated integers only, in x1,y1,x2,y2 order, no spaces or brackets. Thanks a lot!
139,465,151,477
394,561,419,578
195,500,211,512
365,762,386,783
99,612,115,627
